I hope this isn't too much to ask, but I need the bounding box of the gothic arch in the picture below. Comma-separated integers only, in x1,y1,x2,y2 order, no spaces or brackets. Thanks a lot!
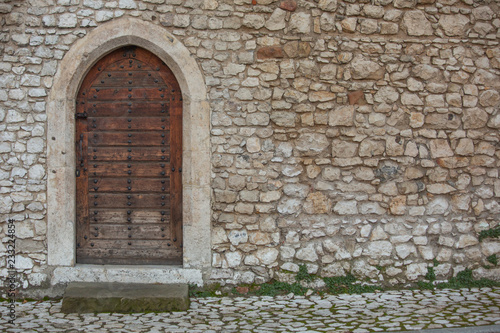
47,18,211,283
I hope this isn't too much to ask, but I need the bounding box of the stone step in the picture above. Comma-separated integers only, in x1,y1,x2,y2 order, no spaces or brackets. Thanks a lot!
61,282,189,313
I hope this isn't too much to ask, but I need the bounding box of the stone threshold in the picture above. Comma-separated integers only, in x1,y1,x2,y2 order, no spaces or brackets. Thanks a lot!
51,265,203,287
61,282,189,313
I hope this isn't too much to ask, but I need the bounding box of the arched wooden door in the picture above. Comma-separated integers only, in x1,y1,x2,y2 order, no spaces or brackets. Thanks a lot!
75,46,182,265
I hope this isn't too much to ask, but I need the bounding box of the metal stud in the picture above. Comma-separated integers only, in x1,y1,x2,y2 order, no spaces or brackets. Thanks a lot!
127,217,131,222
128,170,132,174
127,179,132,184
127,202,131,206
128,242,132,245
127,195,131,199
128,226,132,230
108,73,111,77
127,164,131,168
84,235,88,239
128,234,132,238
127,210,131,214
128,133,132,137
91,243,94,247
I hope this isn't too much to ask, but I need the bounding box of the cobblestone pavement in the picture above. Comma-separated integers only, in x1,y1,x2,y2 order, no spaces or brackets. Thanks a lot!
1,288,499,333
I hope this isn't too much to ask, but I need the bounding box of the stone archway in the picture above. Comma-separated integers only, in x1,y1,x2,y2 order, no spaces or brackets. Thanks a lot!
47,18,211,285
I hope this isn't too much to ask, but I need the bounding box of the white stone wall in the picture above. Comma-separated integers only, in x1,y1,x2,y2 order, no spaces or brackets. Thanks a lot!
0,0,499,290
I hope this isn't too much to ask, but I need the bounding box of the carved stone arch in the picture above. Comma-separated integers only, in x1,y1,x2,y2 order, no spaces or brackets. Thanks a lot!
47,18,210,285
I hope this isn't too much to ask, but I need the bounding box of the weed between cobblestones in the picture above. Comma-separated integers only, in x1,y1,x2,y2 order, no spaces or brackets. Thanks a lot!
478,226,500,242
190,266,500,299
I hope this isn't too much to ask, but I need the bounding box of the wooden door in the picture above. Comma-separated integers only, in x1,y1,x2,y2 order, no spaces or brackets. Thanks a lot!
75,46,182,265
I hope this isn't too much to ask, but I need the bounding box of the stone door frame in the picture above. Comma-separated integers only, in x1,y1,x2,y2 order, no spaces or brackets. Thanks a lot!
47,18,211,285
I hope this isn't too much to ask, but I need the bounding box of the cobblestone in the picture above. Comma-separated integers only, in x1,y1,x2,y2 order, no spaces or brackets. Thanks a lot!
1,288,499,332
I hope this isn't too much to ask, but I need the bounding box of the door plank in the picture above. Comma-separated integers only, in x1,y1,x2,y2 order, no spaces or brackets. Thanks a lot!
90,210,170,224
89,147,170,162
87,102,169,118
89,178,170,193
87,87,169,101
89,224,171,240
93,70,166,87
90,193,170,209
89,117,170,131
89,163,170,177
89,132,169,146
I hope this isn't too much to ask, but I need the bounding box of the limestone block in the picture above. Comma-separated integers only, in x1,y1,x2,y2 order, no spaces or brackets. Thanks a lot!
363,241,392,258
456,235,479,249
318,0,337,11
429,139,453,158
270,111,296,127
360,19,378,35
228,229,248,245
359,202,385,215
405,263,427,280
253,248,277,266
320,13,335,32
295,133,329,156
248,231,271,245
463,108,489,129
212,227,228,244
332,140,357,158
402,11,433,36
329,105,354,127
350,55,383,80
333,200,358,215
119,0,137,9
243,14,265,29
304,192,331,214
439,14,469,37
479,90,500,107
389,196,406,215
341,18,357,32
225,251,242,268
289,12,311,34
266,8,286,31
277,197,302,215
374,86,399,104
295,244,319,262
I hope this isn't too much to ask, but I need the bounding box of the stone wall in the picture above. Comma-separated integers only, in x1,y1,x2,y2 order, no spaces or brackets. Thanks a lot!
0,0,499,291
